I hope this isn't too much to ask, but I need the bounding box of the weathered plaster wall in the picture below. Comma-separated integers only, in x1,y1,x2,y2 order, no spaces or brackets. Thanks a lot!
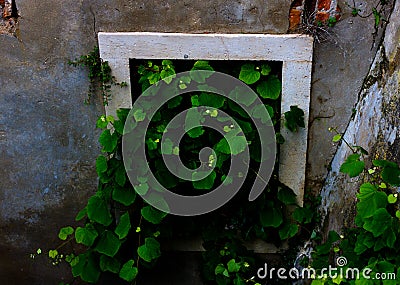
1,0,397,283
319,0,400,235
0,0,290,284
306,0,393,192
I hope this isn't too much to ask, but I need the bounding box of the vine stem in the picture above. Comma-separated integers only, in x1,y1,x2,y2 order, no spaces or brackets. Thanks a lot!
330,127,357,154
55,236,75,251
132,214,143,285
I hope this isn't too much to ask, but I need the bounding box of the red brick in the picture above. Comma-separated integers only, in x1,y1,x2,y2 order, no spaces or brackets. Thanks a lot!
289,8,302,30
317,0,331,11
315,11,329,22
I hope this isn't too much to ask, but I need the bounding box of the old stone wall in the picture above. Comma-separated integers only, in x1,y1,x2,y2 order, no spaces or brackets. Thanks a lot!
0,1,290,284
319,0,400,235
0,0,397,284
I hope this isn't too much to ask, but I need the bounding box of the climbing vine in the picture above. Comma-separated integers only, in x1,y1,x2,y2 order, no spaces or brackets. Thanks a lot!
307,130,400,284
68,46,127,105
34,48,316,285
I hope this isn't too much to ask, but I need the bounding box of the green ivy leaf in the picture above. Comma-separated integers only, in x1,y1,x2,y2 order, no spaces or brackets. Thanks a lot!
192,60,214,71
99,129,118,153
161,138,174,155
372,160,398,168
115,165,126,187
75,207,87,221
100,255,121,273
160,68,176,84
383,227,397,248
229,86,257,107
340,154,365,178
190,61,214,83
96,156,108,175
135,183,149,196
198,93,225,108
115,212,131,239
292,206,314,224
284,106,305,132
388,194,397,204
96,116,108,129
95,231,121,257
112,187,136,206
178,75,192,89
119,260,138,282
251,104,273,124
185,108,205,138
58,226,74,241
354,233,375,254
193,171,217,190
277,187,298,205
239,64,260,84
215,264,226,275
133,109,146,122
332,134,342,142
141,205,167,224
87,195,112,226
49,249,58,259
381,167,400,186
137,237,161,262
215,136,247,155
256,75,281,99
116,108,129,122
65,254,79,266
261,64,271,76
227,259,241,273
363,208,392,237
75,224,98,247
187,127,205,138
155,169,179,188
260,202,283,228
356,183,387,220
233,276,246,285
72,253,100,283
279,223,299,240
147,72,161,85
168,96,182,108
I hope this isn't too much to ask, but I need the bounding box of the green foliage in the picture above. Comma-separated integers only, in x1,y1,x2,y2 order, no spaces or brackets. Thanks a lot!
68,46,127,105
310,133,400,284
347,0,392,47
119,260,138,281
87,195,112,226
137,237,161,263
284,105,305,132
340,154,365,178
58,226,74,241
49,59,311,284
114,212,131,239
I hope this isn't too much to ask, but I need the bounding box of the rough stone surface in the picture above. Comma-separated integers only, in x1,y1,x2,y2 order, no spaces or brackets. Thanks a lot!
91,0,292,34
306,0,394,193
319,0,400,235
0,0,290,284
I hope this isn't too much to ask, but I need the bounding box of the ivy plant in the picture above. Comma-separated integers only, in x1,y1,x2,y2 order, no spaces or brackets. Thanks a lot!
39,48,312,285
308,130,400,285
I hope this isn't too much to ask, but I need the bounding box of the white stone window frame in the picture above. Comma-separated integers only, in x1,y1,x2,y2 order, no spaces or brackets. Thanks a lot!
98,32,313,205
